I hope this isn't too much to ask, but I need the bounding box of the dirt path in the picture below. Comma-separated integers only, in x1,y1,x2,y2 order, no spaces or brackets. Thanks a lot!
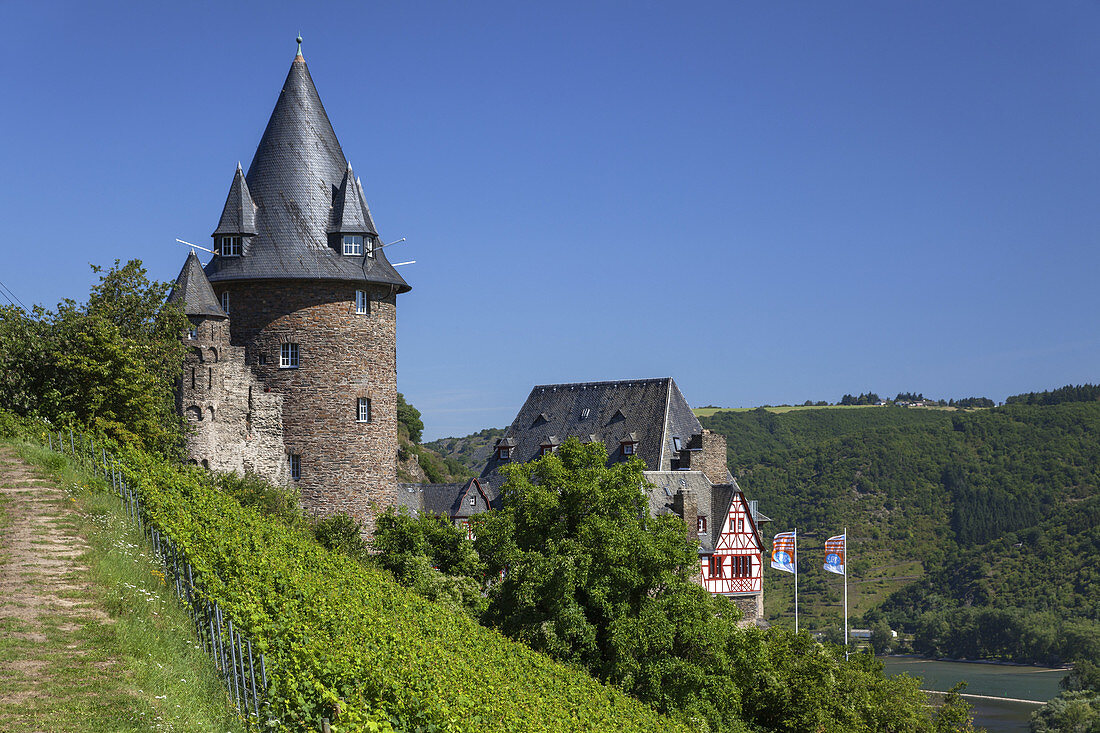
0,444,137,732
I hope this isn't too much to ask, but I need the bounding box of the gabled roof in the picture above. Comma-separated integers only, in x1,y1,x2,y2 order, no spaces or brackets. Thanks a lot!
396,478,497,519
328,164,377,235
212,163,258,237
203,50,409,292
167,251,227,319
481,378,703,476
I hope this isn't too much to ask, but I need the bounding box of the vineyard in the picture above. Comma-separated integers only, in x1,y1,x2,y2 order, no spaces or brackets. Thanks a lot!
30,424,690,733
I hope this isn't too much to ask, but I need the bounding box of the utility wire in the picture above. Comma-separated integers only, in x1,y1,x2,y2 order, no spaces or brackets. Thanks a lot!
0,278,28,310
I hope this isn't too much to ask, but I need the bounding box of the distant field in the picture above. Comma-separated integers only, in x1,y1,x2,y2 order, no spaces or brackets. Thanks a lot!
693,404,886,417
693,404,963,417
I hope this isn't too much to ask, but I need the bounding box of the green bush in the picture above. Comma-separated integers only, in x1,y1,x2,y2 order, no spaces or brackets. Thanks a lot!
312,513,369,563
215,470,300,524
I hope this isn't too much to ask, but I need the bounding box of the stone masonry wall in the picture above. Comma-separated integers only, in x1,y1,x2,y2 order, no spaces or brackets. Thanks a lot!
179,316,289,483
697,429,729,484
731,594,764,627
213,279,399,534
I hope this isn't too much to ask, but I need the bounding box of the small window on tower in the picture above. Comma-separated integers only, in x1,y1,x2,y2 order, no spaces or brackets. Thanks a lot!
343,234,363,255
697,516,707,534
220,236,242,257
187,328,197,340
258,353,268,366
355,290,369,314
289,454,301,481
280,343,299,369
220,291,229,314
357,397,371,423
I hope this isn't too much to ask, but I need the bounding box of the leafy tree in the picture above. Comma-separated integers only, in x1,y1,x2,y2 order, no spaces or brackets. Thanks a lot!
396,392,424,444
1030,690,1100,732
0,260,187,454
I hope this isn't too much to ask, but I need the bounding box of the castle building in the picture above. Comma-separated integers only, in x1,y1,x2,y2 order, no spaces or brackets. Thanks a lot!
401,378,768,623
168,40,410,531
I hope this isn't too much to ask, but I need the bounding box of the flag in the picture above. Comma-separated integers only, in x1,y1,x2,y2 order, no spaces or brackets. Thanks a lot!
823,533,846,575
771,531,796,573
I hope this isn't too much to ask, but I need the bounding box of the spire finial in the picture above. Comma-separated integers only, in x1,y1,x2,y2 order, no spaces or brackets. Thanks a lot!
296,33,303,57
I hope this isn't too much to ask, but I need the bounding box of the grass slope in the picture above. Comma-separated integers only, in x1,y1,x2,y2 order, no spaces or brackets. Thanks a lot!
0,441,240,732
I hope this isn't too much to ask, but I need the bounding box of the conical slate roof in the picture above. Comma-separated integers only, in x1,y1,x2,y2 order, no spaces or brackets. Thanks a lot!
212,163,258,237
204,50,410,292
168,251,228,319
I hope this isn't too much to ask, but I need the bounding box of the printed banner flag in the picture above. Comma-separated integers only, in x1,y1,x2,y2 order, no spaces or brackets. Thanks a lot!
823,534,846,575
771,532,796,573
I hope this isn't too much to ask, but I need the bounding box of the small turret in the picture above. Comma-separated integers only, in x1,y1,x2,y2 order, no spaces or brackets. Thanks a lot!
211,163,257,257
167,250,229,344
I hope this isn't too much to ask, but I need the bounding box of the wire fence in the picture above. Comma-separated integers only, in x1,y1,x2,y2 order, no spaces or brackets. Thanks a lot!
48,428,276,729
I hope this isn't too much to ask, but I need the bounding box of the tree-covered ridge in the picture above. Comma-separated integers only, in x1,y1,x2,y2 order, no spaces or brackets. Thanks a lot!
1005,383,1100,406
424,427,506,475
699,403,1100,669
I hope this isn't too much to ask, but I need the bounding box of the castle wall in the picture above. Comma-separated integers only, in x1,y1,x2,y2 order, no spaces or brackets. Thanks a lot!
179,318,289,483
213,279,399,532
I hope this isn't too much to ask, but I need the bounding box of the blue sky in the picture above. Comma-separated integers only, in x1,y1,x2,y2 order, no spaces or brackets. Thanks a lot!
2,2,1098,440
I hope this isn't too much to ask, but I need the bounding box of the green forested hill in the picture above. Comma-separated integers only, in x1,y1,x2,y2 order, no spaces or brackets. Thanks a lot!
424,427,506,474
700,403,1100,665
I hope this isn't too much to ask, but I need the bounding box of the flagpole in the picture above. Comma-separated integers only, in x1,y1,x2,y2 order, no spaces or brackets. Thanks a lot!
793,528,799,634
843,527,849,661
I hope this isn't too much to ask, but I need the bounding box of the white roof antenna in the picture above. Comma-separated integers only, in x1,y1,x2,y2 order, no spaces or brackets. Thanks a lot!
175,238,216,255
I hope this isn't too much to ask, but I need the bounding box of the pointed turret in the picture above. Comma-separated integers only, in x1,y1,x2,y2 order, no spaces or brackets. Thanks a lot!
168,251,227,319
329,163,376,235
203,46,410,292
212,163,258,237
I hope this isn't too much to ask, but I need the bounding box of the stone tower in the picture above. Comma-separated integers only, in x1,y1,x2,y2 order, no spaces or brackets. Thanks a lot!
172,40,411,530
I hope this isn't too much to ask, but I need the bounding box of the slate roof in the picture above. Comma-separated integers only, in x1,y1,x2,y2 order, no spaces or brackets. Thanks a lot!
396,478,496,519
167,251,227,319
203,52,410,292
212,163,258,237
328,164,377,235
481,378,702,477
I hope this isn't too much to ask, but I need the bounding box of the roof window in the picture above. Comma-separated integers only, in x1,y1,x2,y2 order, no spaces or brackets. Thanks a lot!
672,436,682,451
219,236,242,257
580,408,591,420
343,234,363,256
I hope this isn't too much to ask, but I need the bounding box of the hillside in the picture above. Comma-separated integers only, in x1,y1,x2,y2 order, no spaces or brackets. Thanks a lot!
699,402,1100,665
424,427,506,475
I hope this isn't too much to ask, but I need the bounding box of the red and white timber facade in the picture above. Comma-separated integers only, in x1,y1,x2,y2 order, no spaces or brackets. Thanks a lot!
700,491,763,604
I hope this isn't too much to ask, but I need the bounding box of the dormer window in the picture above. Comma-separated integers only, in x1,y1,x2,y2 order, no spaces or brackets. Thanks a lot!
580,408,591,420
186,328,197,340
497,446,511,460
672,437,682,451
219,236,242,257
621,441,636,456
697,516,707,534
343,234,363,255
539,445,555,457
366,237,375,259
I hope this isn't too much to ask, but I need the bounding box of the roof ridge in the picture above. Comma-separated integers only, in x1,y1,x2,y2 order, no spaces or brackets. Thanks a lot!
530,377,673,391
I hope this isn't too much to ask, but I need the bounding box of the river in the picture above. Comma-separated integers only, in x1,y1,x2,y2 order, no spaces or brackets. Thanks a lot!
881,657,1067,732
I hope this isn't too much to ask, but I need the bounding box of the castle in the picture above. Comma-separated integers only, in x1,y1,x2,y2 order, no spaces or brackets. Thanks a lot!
168,43,765,621
168,39,410,532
